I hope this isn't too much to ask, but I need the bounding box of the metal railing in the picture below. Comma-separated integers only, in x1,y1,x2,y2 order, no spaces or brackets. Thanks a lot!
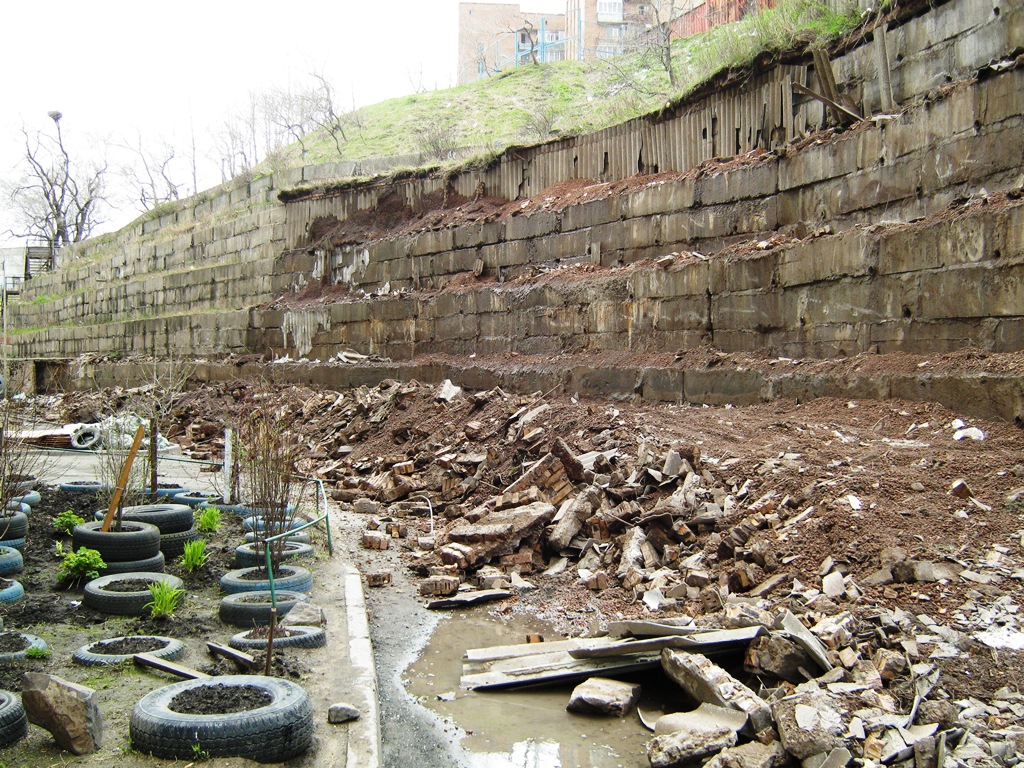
264,476,334,609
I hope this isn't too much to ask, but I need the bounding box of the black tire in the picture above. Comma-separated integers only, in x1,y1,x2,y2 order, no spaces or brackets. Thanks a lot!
0,633,46,662
171,491,223,508
227,625,326,651
159,527,201,558
60,479,106,493
4,502,29,515
0,690,28,748
73,635,185,666
0,513,27,540
11,491,41,508
0,547,23,577
218,591,309,628
0,538,25,551
100,551,166,575
241,516,303,533
71,426,101,450
220,565,313,595
102,504,195,534
243,530,311,545
130,675,313,762
0,581,24,603
234,541,314,568
73,521,161,562
83,573,184,616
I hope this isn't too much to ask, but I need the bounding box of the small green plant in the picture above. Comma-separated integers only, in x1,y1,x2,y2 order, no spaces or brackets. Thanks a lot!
178,539,209,572
53,540,66,559
145,581,185,619
25,645,51,659
195,506,221,533
52,510,85,536
57,547,106,584
191,740,211,761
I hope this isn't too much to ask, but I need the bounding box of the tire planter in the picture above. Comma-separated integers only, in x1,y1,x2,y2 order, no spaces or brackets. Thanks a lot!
220,565,313,595
94,503,195,534
241,516,304,534
0,538,24,551
0,632,47,662
227,625,326,651
59,479,106,493
0,580,24,604
83,573,184,616
70,426,101,450
130,675,313,762
100,551,166,575
218,591,309,627
159,527,201,559
0,547,23,577
234,541,314,568
243,530,311,545
0,512,28,540
72,521,161,562
10,491,41,508
143,484,190,499
73,635,185,666
10,475,37,493
4,502,30,515
0,690,28,748
171,490,224,508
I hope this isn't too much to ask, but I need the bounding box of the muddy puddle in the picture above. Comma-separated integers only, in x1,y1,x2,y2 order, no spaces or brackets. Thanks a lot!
406,608,681,768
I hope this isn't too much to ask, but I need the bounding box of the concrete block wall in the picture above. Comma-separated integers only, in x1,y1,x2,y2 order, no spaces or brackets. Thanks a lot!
248,199,1024,361
10,0,1022,366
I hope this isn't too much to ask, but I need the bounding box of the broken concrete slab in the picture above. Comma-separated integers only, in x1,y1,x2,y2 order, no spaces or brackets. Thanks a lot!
21,672,103,755
566,677,640,716
654,702,748,736
771,687,846,759
661,650,774,734
647,724,738,768
704,740,789,768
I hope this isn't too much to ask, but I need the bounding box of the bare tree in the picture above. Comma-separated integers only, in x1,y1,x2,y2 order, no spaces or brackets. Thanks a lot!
647,0,681,88
3,112,107,248
117,131,182,213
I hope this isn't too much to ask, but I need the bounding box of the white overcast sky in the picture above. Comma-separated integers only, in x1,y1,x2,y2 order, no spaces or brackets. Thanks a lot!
0,0,565,248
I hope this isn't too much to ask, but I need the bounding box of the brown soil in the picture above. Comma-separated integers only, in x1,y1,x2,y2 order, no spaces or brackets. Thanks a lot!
169,683,272,715
0,632,29,653
89,636,169,655
100,578,157,593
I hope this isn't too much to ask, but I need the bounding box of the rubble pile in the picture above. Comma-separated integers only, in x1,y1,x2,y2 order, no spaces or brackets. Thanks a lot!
37,375,1024,766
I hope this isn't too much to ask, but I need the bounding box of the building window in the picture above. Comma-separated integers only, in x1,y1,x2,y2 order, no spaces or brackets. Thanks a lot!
597,0,623,23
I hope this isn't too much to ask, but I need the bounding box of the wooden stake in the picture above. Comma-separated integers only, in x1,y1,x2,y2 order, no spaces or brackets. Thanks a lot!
149,416,159,503
101,424,146,532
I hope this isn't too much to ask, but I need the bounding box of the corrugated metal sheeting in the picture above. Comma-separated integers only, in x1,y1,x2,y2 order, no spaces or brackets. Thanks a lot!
285,64,806,246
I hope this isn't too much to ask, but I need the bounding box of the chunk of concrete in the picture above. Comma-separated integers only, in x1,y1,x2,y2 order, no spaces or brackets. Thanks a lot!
21,673,102,755
647,724,737,768
661,650,774,734
744,634,814,684
280,601,327,627
566,677,640,716
772,688,846,759
328,702,360,723
655,703,748,736
705,740,789,768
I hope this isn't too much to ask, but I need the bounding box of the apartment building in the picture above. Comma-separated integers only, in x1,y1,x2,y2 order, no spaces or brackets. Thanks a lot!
458,3,568,84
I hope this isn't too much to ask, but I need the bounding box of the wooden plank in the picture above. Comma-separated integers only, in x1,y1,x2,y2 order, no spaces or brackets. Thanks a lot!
569,626,765,660
463,637,614,664
427,589,512,610
792,82,862,124
207,641,256,668
462,654,662,691
134,653,210,679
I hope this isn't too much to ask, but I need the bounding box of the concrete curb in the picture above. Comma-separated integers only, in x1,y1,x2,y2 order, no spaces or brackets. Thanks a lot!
343,565,380,768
